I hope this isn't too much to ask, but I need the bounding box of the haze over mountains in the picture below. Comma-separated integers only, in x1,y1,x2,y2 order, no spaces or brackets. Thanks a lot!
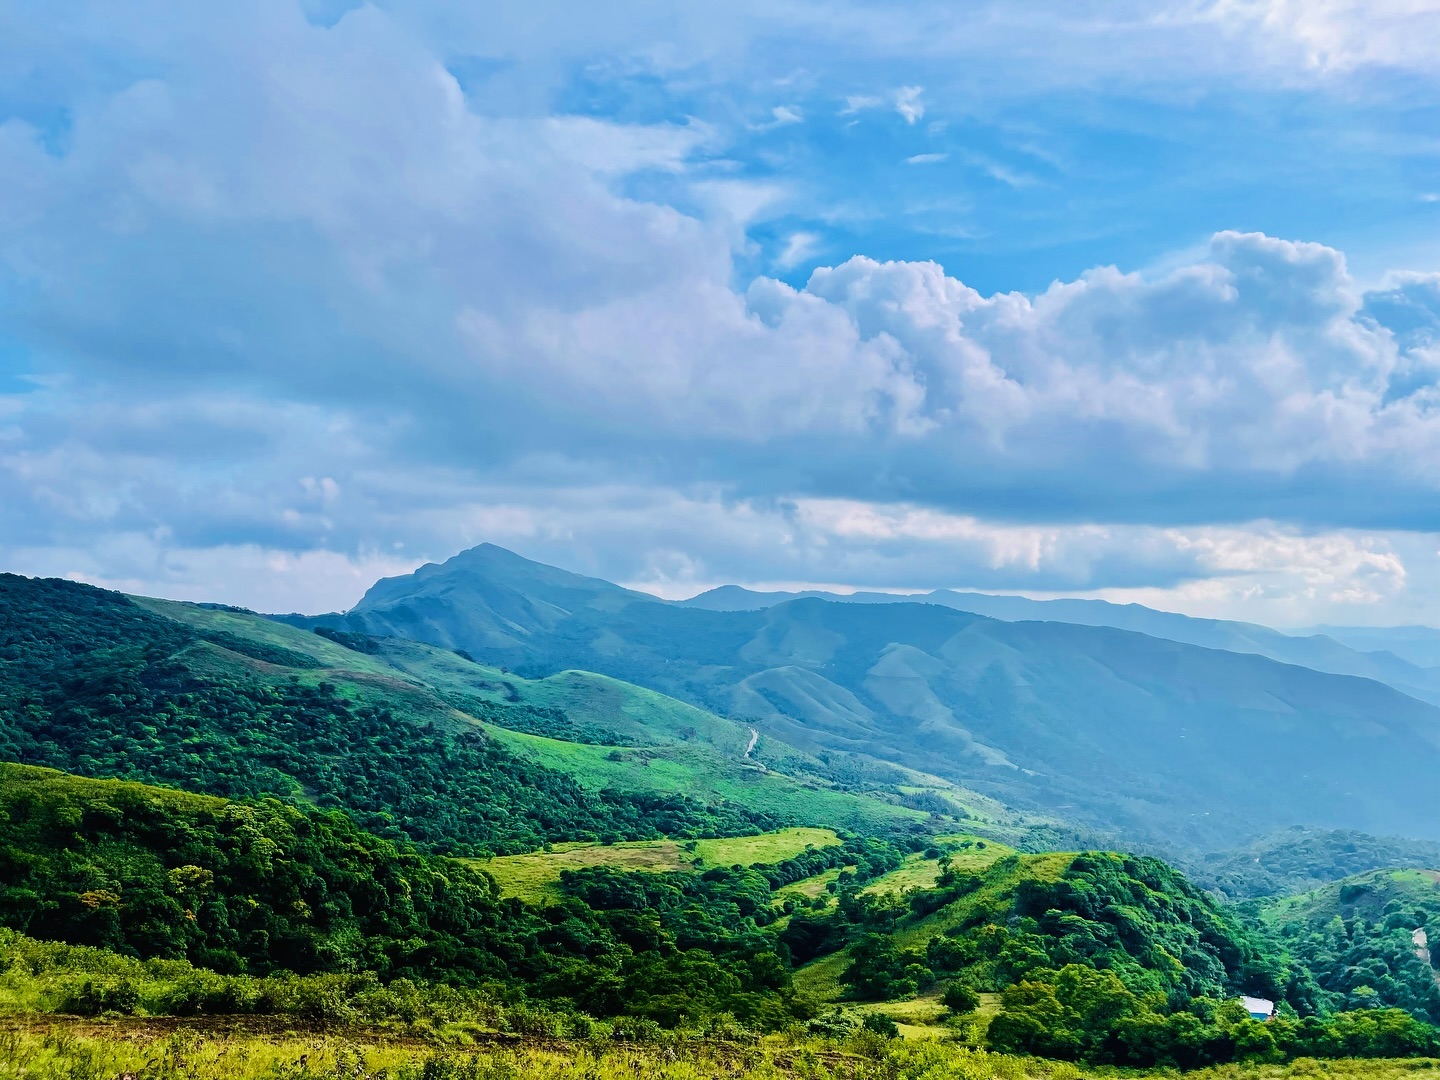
279,543,1440,854
683,584,1440,705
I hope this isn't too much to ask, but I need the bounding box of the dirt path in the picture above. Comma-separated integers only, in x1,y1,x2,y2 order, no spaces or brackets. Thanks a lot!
743,727,759,758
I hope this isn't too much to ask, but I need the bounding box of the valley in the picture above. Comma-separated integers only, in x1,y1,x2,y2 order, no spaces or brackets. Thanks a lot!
287,544,1440,853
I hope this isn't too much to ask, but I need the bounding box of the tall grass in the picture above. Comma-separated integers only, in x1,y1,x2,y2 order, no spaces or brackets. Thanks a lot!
3,1025,1440,1080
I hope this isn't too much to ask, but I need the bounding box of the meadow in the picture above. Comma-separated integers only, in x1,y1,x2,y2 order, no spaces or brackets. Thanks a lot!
471,827,841,901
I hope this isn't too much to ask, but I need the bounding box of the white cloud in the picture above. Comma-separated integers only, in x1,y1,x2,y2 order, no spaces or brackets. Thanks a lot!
895,85,925,124
840,93,885,115
774,231,821,269
905,152,948,165
1206,0,1440,73
770,105,804,125
1,0,1439,623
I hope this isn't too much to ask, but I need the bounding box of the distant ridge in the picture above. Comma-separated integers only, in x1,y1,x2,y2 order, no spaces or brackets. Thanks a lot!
682,582,1440,704
273,542,1440,852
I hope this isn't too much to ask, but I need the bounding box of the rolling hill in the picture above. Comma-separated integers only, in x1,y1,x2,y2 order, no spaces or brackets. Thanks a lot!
0,573,957,858
1245,867,1440,1021
279,545,1440,853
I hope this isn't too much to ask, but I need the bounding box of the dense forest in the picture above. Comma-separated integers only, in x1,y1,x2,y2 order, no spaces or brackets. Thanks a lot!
1245,869,1440,1023
0,575,779,855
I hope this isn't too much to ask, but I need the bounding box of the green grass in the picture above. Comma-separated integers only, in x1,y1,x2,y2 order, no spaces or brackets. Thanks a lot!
9,1025,1434,1080
861,836,1016,899
692,827,840,866
473,723,929,833
131,597,402,678
470,827,842,901
373,638,753,753
847,993,953,1040
775,867,847,903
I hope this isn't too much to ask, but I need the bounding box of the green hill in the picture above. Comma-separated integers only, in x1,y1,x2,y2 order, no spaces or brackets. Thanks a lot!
1193,828,1440,900
285,544,1440,853
1246,868,1440,1021
0,574,947,858
0,763,906,1026
793,848,1278,1009
4,763,1439,1069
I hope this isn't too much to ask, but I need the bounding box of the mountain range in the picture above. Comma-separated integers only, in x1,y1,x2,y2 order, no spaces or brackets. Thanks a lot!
278,543,1440,853
681,583,1440,705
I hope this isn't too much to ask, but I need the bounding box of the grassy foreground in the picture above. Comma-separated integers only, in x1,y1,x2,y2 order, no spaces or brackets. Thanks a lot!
2,1025,1438,1080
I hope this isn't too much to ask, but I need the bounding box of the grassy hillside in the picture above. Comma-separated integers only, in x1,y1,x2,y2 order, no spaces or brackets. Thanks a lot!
0,763,895,1027
294,544,1440,853
365,631,1005,831
9,1026,1440,1080
0,574,960,856
792,847,1277,1010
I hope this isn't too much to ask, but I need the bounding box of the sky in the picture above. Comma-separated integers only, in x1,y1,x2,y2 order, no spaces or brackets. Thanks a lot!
1,0,1439,627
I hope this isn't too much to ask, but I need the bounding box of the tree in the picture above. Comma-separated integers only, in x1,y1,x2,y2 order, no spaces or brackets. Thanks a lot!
942,982,980,1014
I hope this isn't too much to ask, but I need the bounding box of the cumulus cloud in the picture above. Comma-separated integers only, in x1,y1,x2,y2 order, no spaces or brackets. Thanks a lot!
0,0,1437,620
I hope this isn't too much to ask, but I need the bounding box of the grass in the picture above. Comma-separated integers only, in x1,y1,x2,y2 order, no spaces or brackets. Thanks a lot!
374,639,752,753
473,723,929,834
776,868,847,904
471,827,842,902
1251,867,1440,930
860,854,943,898
860,836,1015,899
1,1025,1434,1079
692,828,839,866
132,597,402,678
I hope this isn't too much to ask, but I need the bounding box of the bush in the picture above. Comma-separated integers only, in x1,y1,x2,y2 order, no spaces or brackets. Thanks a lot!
861,1013,899,1038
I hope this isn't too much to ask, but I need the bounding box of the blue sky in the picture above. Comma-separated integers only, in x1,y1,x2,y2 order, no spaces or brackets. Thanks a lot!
1,0,1438,625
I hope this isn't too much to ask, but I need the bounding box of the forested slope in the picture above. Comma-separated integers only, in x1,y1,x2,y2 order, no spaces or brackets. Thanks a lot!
0,574,909,856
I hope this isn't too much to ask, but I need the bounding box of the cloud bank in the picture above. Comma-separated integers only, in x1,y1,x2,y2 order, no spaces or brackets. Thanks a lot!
0,0,1436,622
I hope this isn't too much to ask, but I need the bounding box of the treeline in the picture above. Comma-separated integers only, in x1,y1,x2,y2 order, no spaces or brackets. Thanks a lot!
0,574,778,855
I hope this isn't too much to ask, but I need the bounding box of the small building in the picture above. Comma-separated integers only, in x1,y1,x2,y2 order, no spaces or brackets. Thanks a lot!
1241,996,1275,1021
